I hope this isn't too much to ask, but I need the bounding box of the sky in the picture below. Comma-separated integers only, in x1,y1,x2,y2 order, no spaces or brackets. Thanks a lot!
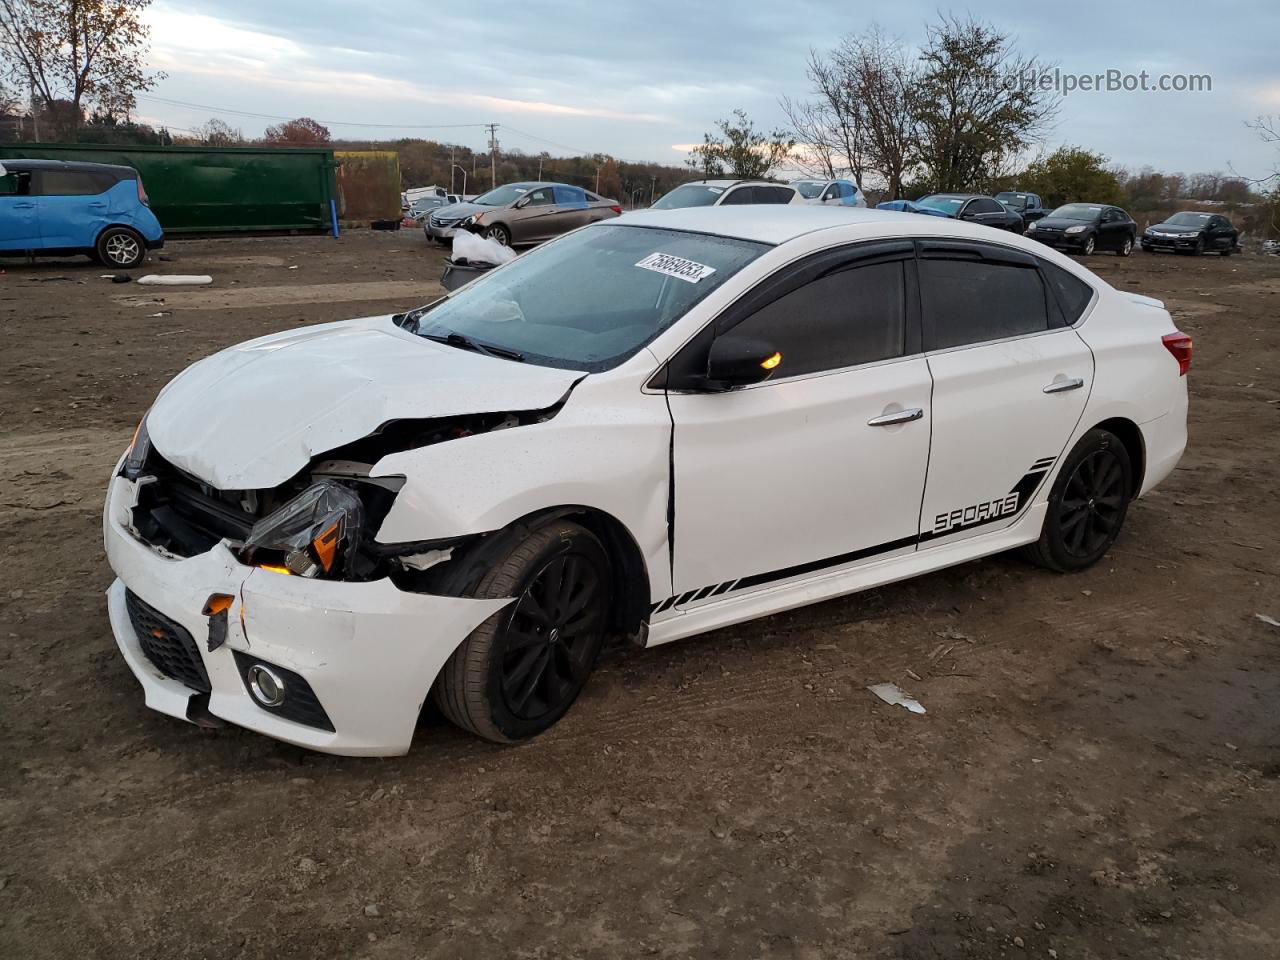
135,0,1280,182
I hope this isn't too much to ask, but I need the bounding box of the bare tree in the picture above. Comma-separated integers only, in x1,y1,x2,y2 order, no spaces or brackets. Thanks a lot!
780,47,868,184
835,28,917,198
194,117,243,147
0,0,163,139
912,15,1057,193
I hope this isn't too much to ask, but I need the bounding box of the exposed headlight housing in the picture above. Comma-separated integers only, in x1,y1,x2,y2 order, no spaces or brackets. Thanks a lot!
1065,225,1088,234
1026,221,1037,231
243,480,364,579
122,414,152,480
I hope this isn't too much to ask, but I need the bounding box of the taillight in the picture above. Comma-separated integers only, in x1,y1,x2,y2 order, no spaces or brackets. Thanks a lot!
1161,331,1192,375
136,176,150,206
610,204,622,214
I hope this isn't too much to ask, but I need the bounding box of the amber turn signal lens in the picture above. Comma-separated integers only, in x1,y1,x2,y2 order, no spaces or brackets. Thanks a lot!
760,352,783,371
202,594,234,617
257,563,293,576
311,521,341,573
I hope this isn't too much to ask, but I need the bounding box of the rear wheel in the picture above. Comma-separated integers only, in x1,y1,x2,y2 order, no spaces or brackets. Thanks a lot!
95,227,146,268
1021,428,1133,573
434,521,612,742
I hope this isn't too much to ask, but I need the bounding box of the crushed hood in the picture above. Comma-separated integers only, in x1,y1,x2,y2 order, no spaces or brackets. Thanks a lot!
147,316,582,489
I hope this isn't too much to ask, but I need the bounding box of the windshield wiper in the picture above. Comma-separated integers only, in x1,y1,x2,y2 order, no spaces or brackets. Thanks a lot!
421,331,524,362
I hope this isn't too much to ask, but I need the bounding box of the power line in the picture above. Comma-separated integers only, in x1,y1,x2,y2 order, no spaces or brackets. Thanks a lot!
134,94,491,130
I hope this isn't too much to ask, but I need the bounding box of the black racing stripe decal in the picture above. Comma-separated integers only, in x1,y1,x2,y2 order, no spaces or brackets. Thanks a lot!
731,534,919,593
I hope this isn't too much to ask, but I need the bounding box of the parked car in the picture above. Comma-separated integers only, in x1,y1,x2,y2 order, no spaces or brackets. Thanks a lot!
790,178,867,207
875,199,952,218
1141,211,1239,256
0,159,164,268
406,196,450,222
914,193,1025,232
650,180,799,209
426,181,620,246
104,205,1189,754
1027,203,1137,256
995,191,1048,223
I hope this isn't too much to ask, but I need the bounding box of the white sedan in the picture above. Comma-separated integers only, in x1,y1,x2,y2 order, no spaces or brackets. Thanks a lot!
103,206,1190,754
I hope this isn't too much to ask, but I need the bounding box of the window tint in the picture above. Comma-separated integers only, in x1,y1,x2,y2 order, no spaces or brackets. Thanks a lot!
720,260,907,377
920,257,1050,350
34,169,116,196
970,197,1001,214
553,185,587,205
761,186,795,204
719,186,756,205
1040,262,1094,325
522,187,554,206
822,184,839,200
0,170,29,196
839,182,855,199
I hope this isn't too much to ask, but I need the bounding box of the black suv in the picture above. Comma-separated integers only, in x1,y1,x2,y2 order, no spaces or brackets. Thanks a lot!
1027,203,1137,256
995,191,1048,223
1141,212,1239,256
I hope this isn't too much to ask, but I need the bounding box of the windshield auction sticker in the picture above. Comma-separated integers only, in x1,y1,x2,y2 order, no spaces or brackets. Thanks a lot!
635,252,717,284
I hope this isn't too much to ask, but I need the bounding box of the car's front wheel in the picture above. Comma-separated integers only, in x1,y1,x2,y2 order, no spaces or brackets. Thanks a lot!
96,226,146,268
1021,428,1133,573
1080,235,1096,256
434,521,612,742
483,223,512,247
1118,236,1133,257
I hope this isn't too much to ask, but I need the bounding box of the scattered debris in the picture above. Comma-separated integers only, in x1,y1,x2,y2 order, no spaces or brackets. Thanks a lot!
1256,614,1280,628
146,311,172,318
137,275,213,285
867,682,926,714
905,668,922,681
363,903,380,917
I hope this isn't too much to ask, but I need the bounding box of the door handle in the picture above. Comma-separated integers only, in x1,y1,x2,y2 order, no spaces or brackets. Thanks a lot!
867,407,924,427
1043,377,1085,394
14,202,35,208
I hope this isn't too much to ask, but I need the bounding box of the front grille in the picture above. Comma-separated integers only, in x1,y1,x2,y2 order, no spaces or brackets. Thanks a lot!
131,452,259,557
430,215,460,228
126,590,211,693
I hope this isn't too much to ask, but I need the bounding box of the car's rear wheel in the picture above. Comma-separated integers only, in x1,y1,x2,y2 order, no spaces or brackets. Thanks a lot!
96,227,146,268
483,223,512,246
1081,235,1096,256
1021,428,1133,573
433,521,612,742
1118,236,1133,257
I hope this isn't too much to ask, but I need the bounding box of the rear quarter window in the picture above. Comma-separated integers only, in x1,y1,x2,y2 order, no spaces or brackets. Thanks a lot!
35,170,118,197
1041,262,1095,325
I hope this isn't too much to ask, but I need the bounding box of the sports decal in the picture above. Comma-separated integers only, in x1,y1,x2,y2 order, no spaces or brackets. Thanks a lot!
635,252,717,284
650,457,1060,616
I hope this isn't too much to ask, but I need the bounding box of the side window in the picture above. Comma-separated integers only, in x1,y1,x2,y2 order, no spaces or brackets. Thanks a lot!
1040,261,1094,325
920,255,1050,350
34,170,114,196
839,182,856,200
720,259,907,377
972,197,1001,214
822,184,840,201
522,187,554,206
0,170,30,196
720,186,756,205
553,185,587,205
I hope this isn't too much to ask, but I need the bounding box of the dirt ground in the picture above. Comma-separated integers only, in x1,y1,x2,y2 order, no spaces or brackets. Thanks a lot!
2,229,1278,960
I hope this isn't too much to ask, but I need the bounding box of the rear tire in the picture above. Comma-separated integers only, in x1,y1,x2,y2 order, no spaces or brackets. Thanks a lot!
95,226,146,269
1021,428,1133,573
433,521,612,743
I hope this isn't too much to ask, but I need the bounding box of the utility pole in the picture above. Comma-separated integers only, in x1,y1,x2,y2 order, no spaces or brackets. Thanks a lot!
449,144,456,194
537,156,543,181
486,123,499,189
650,176,656,204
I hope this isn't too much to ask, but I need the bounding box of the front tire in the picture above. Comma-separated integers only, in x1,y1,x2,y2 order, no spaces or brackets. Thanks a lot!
1021,428,1133,573
434,521,612,743
483,223,512,247
1118,236,1133,257
96,227,146,268
1081,235,1096,256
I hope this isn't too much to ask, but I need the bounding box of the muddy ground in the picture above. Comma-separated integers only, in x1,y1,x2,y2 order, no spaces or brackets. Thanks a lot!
1,230,1278,959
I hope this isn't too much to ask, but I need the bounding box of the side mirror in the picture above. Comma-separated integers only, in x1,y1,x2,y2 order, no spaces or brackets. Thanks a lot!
513,196,531,209
703,336,783,390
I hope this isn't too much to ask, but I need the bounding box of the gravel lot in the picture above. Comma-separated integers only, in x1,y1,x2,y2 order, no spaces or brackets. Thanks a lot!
2,230,1278,959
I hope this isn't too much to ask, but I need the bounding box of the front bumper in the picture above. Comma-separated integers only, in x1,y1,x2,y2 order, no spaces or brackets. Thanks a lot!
426,221,462,240
103,473,510,756
1141,233,1199,251
1029,230,1090,250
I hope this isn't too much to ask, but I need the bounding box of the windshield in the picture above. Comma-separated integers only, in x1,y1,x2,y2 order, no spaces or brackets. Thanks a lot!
651,184,725,209
915,195,966,214
472,184,532,207
407,224,767,371
792,181,825,199
1168,212,1212,226
995,192,1029,210
1049,203,1104,221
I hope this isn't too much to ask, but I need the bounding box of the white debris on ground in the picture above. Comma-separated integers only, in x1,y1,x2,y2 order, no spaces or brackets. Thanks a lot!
1257,613,1280,628
867,682,927,714
451,231,516,266
137,275,214,285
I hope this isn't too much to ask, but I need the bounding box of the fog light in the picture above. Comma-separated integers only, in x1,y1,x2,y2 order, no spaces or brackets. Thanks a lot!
246,663,286,707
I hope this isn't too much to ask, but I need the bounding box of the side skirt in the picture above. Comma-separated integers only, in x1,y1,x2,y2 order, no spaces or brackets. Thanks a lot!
644,502,1047,648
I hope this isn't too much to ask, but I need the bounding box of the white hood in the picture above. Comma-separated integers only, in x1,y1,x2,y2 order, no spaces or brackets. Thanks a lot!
147,316,581,489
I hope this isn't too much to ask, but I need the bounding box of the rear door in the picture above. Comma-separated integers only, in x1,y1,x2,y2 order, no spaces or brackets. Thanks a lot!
916,241,1093,546
960,197,1007,230
666,242,933,603
552,185,594,232
0,167,37,249
33,167,116,248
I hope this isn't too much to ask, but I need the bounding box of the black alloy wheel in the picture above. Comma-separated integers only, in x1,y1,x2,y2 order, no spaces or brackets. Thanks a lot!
1057,448,1127,560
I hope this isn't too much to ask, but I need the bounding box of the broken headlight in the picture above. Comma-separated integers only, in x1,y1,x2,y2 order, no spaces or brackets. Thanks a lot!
121,413,151,480
242,480,364,579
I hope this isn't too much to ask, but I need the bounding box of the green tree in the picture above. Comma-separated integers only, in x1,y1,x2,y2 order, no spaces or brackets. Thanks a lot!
0,0,163,140
1019,146,1124,208
689,108,795,179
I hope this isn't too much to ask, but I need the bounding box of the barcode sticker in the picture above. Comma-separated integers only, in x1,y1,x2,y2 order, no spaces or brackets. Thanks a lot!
635,252,717,284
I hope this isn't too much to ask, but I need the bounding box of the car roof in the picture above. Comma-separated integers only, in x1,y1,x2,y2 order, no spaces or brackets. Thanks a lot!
0,158,137,176
618,204,1006,244
926,192,984,200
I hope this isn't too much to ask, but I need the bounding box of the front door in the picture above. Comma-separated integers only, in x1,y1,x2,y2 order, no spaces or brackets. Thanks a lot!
666,243,933,602
509,185,560,243
0,167,37,250
915,240,1093,546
